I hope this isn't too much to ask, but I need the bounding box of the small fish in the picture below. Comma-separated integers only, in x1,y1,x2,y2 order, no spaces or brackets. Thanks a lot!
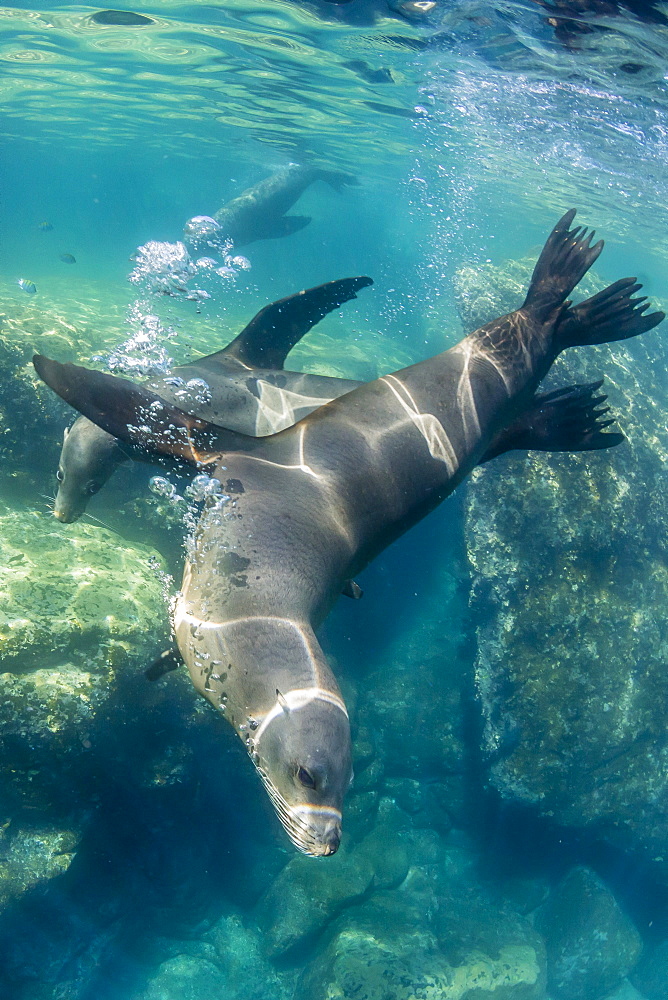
59,253,76,264
17,279,37,294
37,221,53,232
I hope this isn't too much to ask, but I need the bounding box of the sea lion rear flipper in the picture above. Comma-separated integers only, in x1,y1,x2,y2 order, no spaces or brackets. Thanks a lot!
33,355,254,466
556,276,665,350
221,275,373,368
522,209,604,323
481,379,624,461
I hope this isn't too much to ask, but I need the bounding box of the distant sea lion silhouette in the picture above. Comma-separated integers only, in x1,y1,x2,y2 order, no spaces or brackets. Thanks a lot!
183,164,355,251
35,211,664,855
53,278,370,523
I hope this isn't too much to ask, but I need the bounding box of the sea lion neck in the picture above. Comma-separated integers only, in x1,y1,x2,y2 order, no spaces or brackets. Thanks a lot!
175,610,343,717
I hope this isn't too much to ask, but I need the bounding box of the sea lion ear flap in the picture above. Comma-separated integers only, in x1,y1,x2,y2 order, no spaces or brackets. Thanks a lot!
32,354,243,467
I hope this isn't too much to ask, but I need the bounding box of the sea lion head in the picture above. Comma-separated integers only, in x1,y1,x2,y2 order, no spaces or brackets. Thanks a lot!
249,687,352,857
54,417,126,523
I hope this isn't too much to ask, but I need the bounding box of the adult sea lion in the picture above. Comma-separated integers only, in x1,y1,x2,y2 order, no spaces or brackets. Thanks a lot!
183,164,354,252
53,277,370,522
34,211,665,855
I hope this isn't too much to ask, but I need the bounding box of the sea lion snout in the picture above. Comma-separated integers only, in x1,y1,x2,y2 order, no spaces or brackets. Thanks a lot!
322,824,341,856
53,506,76,524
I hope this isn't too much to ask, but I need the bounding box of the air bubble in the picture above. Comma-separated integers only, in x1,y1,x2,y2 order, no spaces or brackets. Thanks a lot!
149,476,176,499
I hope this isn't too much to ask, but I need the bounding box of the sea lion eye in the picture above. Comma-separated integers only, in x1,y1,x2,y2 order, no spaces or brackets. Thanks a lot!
297,766,316,789
56,469,64,482
86,482,100,495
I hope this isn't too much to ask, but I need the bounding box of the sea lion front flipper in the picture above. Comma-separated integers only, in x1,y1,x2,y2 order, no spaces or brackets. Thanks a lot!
481,380,624,462
33,355,255,466
221,275,373,369
257,215,312,241
557,276,665,349
146,647,182,681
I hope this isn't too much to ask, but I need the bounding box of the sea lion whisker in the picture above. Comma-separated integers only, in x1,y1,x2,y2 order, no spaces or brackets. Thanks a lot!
257,768,328,844
80,512,123,536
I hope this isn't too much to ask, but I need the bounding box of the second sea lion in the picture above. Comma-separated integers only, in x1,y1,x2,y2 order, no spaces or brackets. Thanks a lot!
53,277,370,522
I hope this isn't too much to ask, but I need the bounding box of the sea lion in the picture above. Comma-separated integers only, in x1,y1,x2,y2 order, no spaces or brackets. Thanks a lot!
34,211,665,855
53,277,370,522
183,164,354,251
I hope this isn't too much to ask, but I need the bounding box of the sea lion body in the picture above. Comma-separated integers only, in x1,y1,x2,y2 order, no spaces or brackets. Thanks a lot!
35,212,665,854
167,214,662,854
184,164,352,251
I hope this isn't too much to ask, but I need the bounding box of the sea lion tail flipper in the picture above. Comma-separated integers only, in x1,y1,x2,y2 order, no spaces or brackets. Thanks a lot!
556,277,665,350
33,355,253,466
481,379,624,461
222,275,373,368
522,209,604,322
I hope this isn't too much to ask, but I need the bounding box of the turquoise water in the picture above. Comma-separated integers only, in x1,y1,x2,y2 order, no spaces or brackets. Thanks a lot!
2,2,668,998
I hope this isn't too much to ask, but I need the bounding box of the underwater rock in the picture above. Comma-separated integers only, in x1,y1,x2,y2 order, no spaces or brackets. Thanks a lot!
293,825,546,1000
0,823,79,911
203,913,290,1000
629,938,668,999
255,842,374,959
255,816,410,959
605,983,648,1000
536,866,642,1000
299,928,543,1000
0,503,167,667
452,256,605,334
0,500,172,811
459,256,668,877
0,296,135,506
138,954,227,1000
297,873,545,1000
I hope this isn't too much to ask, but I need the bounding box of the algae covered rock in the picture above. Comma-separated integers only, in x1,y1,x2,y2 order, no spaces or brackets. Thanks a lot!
297,890,545,1000
0,823,79,910
295,825,546,1000
138,954,227,1000
0,498,173,811
536,867,642,1000
459,254,668,875
300,927,543,1000
0,504,168,667
0,293,127,481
